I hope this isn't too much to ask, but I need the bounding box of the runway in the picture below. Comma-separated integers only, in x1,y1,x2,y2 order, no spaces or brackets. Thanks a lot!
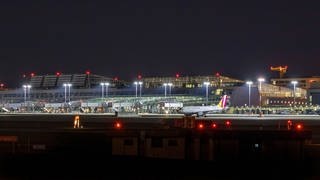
0,112,319,132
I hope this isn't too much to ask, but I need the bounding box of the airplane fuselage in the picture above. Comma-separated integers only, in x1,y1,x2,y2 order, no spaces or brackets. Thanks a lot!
181,105,223,116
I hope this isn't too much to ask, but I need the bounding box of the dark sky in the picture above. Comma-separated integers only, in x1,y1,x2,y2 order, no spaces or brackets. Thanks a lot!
1,1,320,87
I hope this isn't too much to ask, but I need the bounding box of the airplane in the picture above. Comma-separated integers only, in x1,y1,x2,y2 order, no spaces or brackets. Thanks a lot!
179,95,228,117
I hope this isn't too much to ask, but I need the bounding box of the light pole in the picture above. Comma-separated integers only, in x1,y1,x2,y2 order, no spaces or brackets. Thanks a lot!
203,82,210,105
100,83,105,99
163,83,168,98
291,81,298,107
27,85,31,101
105,82,110,98
24,85,31,101
63,83,72,103
134,81,138,98
63,84,67,103
23,84,31,109
23,85,28,105
138,81,143,97
168,83,173,96
257,78,265,107
67,83,72,102
23,85,27,105
100,82,110,99
246,81,253,107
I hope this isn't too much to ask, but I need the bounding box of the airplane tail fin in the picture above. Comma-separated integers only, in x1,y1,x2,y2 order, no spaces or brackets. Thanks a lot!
217,95,228,109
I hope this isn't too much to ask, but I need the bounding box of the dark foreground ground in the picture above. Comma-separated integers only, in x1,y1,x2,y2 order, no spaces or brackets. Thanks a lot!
0,114,319,179
0,152,320,180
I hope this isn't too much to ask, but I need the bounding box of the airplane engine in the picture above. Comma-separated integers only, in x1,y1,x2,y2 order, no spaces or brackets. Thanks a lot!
197,112,203,117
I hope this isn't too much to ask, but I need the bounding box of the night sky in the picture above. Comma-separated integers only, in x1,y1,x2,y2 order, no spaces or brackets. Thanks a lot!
0,1,320,87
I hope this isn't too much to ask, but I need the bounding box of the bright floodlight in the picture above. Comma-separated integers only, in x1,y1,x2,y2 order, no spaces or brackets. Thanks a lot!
258,78,265,82
291,81,298,85
138,81,143,85
23,84,31,88
164,83,173,87
246,81,253,85
100,82,110,86
203,82,210,86
63,83,72,87
134,81,138,85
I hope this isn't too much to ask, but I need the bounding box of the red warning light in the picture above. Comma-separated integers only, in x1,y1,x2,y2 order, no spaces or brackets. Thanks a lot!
175,73,180,78
296,124,303,131
212,123,217,129
0,83,4,88
114,77,119,81
56,72,61,76
114,122,122,129
86,70,91,75
225,121,231,126
198,123,204,129
30,72,35,77
138,75,142,79
215,72,220,77
287,120,293,130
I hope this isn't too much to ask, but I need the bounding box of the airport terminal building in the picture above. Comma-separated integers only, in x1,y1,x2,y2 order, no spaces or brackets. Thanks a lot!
0,73,314,113
231,83,307,107
0,73,243,104
271,76,320,105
